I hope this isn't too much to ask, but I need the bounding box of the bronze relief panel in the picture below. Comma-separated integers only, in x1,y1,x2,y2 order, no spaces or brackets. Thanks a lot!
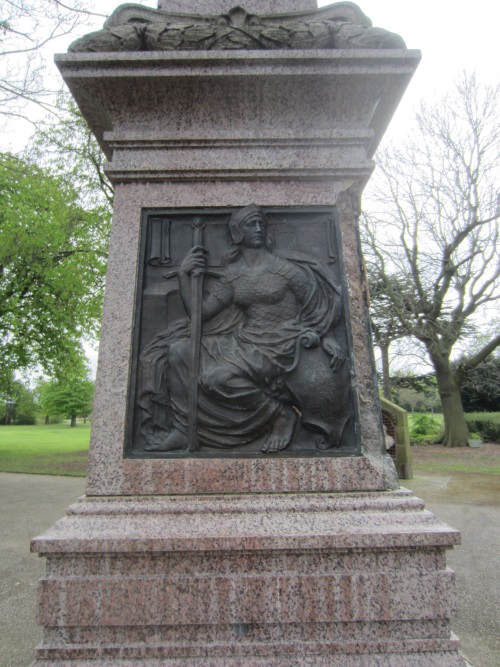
126,205,360,458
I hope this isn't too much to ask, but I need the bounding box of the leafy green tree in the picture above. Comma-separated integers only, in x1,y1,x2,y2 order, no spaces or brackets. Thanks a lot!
362,73,500,446
392,386,425,414
38,377,94,427
15,383,38,424
0,152,110,380
0,374,37,425
458,351,500,412
409,414,443,445
391,374,439,414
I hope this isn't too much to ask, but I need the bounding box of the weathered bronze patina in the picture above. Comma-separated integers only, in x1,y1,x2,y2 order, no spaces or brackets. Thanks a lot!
127,206,358,458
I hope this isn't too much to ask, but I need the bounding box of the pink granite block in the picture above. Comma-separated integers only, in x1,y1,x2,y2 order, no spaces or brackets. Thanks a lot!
33,618,465,664
36,579,64,626
100,578,158,626
46,556,79,578
369,571,392,621
278,574,324,623
209,576,233,624
118,457,392,496
155,578,201,625
387,569,457,620
64,578,102,627
32,492,462,558
33,650,467,666
50,49,419,498
231,575,280,625
221,553,251,576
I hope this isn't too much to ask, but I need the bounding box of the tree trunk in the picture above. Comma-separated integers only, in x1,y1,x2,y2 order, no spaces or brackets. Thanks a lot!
70,415,77,427
431,352,469,447
45,415,49,425
379,341,392,401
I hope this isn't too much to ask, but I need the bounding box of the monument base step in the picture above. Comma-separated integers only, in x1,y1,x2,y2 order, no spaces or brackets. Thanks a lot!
31,490,466,666
33,653,467,667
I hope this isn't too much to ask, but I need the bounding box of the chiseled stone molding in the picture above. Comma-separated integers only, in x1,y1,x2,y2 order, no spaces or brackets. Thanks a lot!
31,490,465,665
32,489,461,554
69,2,406,52
55,49,421,175
158,1,319,12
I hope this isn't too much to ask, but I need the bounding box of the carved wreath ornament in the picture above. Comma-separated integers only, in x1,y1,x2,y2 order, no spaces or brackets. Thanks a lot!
69,2,406,53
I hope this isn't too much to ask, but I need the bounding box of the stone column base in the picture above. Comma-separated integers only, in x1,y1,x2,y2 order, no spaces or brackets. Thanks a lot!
31,490,466,666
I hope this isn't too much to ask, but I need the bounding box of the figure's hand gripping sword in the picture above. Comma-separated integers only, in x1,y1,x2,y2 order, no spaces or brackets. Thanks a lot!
187,218,205,452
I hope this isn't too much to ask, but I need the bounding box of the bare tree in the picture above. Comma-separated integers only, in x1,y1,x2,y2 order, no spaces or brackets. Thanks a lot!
362,73,500,447
368,275,411,401
0,0,106,118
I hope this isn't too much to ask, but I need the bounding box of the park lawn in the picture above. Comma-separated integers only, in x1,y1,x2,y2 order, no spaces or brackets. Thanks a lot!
410,443,500,475
0,422,498,478
0,423,90,476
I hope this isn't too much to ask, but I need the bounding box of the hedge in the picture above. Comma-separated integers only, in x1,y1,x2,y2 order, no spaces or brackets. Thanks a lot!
465,413,500,443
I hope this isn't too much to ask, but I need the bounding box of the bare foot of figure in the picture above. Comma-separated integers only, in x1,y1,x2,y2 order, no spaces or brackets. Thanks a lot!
144,428,187,452
261,407,297,453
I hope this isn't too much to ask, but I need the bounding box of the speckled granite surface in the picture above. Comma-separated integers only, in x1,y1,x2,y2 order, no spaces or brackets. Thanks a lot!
32,491,465,665
30,3,465,664
54,46,420,497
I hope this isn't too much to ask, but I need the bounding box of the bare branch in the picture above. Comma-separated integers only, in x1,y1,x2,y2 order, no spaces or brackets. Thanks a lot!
455,333,500,383
0,0,105,116
362,73,500,445
51,0,107,19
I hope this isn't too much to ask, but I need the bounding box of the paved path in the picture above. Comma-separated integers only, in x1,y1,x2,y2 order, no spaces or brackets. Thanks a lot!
0,473,86,667
0,471,498,666
405,472,500,667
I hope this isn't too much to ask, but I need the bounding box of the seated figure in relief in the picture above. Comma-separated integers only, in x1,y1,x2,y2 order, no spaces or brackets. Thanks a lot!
138,204,350,453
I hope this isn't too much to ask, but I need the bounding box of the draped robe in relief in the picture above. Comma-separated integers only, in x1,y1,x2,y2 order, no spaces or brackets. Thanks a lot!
138,250,342,449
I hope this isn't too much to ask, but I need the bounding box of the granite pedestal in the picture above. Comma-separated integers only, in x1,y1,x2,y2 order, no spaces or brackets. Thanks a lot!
31,2,466,665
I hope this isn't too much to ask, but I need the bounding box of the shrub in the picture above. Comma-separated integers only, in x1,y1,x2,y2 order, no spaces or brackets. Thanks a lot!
409,414,443,444
16,414,36,425
465,413,500,443
50,415,65,424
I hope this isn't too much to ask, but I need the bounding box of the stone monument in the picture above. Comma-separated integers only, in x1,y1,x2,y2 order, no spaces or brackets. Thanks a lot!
31,2,467,665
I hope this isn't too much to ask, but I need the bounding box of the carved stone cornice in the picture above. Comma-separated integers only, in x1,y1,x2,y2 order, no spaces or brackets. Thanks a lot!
69,2,406,52
55,49,420,167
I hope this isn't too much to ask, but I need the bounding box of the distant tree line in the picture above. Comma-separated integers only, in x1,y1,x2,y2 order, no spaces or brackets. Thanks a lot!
0,375,94,427
386,355,500,415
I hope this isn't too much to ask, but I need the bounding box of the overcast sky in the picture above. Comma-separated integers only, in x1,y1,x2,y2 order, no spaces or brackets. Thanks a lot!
321,0,499,138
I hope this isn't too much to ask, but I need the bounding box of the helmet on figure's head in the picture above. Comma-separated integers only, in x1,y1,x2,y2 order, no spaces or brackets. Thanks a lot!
229,204,267,244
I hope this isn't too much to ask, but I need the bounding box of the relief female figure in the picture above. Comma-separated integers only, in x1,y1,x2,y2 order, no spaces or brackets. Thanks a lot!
138,205,350,453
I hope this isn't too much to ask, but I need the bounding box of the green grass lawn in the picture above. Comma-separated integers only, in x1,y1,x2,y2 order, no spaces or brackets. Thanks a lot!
0,423,90,476
0,420,498,478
